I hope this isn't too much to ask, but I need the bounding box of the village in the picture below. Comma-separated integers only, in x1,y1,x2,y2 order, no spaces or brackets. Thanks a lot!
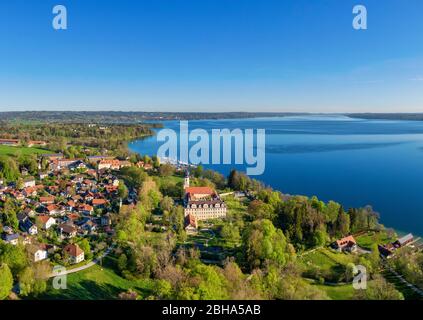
0,139,229,272
1,136,423,301
0,148,152,269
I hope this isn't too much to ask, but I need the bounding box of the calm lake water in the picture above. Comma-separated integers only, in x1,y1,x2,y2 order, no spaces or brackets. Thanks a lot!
129,115,423,236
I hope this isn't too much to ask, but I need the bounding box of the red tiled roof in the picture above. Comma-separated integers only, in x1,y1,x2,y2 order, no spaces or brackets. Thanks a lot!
47,204,58,212
92,199,107,205
40,196,55,202
185,187,215,195
63,244,84,257
336,235,356,247
37,215,52,224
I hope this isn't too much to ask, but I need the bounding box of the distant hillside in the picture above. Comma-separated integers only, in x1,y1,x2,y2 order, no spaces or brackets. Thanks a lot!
0,111,308,123
348,113,423,121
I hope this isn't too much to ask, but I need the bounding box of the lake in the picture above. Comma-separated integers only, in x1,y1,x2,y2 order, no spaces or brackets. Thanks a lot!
129,115,423,236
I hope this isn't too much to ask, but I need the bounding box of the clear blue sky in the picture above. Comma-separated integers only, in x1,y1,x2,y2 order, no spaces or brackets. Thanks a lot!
1,0,423,112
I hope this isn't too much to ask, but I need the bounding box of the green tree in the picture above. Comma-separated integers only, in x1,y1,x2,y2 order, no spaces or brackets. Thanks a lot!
355,275,404,300
243,219,293,269
0,156,19,182
158,164,175,177
0,243,28,274
160,196,174,213
0,263,13,300
78,239,93,260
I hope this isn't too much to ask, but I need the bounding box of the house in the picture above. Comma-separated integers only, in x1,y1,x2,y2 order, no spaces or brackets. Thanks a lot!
23,207,36,217
119,161,132,168
92,198,107,208
2,226,14,234
28,140,47,147
39,172,48,180
46,204,65,216
185,214,198,235
67,200,77,211
52,159,83,171
79,204,94,215
23,177,36,188
87,155,114,164
136,161,153,170
23,187,37,197
80,220,97,234
0,139,20,146
98,159,121,170
63,244,85,264
37,215,56,230
40,196,55,205
69,160,87,170
101,213,112,226
333,235,357,253
378,243,395,257
1,233,19,245
394,233,414,248
20,218,38,235
59,223,77,239
27,244,48,262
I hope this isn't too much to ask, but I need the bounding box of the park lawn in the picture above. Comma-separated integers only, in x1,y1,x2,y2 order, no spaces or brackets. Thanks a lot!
0,145,51,157
355,231,396,250
37,257,155,300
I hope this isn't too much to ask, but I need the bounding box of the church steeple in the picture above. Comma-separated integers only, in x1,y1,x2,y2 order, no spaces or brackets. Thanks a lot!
184,170,190,189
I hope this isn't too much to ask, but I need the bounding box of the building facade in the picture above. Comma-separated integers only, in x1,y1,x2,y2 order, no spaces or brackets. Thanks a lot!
183,174,227,221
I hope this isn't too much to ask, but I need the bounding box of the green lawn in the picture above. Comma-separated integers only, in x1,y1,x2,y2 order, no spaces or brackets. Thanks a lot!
314,282,355,300
300,247,358,283
355,231,396,250
36,256,155,300
0,145,51,157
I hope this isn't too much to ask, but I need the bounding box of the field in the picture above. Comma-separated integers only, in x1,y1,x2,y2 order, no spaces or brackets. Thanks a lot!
35,256,154,300
0,145,51,157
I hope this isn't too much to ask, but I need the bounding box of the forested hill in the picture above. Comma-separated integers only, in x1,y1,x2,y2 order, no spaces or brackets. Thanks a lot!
347,113,423,121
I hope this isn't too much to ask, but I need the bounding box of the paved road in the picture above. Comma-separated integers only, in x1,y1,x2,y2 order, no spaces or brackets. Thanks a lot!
49,244,115,278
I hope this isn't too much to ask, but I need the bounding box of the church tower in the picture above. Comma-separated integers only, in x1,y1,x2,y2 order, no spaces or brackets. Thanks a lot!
184,171,190,189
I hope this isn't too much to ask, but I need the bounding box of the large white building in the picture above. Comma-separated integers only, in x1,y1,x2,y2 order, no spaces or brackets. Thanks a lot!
183,175,227,221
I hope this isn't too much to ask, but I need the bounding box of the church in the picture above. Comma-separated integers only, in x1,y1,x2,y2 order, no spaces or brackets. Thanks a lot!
183,173,227,222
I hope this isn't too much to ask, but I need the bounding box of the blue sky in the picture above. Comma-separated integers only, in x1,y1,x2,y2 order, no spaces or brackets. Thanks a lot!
0,0,423,112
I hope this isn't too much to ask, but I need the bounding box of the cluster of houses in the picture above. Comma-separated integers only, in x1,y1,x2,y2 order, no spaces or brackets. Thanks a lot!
0,153,138,265
378,233,414,258
332,233,415,258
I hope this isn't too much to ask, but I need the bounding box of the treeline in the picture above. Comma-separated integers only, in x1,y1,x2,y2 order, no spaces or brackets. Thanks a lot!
348,113,423,121
0,122,157,156
0,111,308,122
